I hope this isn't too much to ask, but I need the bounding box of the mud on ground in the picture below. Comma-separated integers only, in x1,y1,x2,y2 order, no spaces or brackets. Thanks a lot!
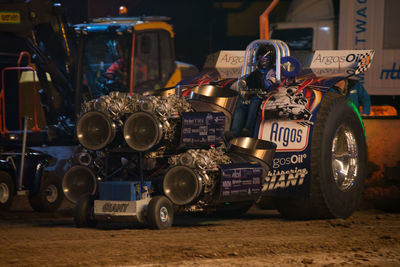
0,197,399,267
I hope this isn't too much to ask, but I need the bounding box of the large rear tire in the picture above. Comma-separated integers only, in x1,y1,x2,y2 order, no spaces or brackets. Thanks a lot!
0,171,15,211
29,173,63,212
275,92,367,219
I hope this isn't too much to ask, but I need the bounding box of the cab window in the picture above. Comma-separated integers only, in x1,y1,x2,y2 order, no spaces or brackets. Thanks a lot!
82,33,131,98
159,30,175,82
134,30,174,92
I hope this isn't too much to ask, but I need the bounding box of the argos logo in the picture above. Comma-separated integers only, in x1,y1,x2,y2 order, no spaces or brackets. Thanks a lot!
312,54,365,65
272,154,307,169
259,121,309,151
270,122,302,147
309,50,374,69
219,54,243,65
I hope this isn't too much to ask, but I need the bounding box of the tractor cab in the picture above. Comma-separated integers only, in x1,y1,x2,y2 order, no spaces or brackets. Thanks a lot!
74,17,181,99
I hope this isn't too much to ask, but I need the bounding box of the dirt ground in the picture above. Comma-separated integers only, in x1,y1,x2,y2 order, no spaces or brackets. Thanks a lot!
0,197,399,267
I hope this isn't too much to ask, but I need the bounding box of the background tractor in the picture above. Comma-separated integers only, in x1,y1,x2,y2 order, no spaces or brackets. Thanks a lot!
0,0,197,212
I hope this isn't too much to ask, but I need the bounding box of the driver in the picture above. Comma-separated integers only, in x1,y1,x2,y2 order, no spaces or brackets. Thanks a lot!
230,46,277,137
105,38,130,88
246,50,276,90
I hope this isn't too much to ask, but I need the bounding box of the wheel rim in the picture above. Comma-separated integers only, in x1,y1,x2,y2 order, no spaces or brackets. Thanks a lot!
331,125,358,192
45,185,59,203
0,182,10,204
160,206,169,223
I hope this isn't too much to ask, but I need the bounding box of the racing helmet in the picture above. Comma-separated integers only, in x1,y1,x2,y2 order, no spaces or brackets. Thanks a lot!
256,45,275,71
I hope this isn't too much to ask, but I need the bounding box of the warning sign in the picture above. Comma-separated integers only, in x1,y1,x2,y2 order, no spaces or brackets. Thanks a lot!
0,12,20,24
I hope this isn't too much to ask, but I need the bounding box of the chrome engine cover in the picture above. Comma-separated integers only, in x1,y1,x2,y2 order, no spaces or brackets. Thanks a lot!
79,91,193,150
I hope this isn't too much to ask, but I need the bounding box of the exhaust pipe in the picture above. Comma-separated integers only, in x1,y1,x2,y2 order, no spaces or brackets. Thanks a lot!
62,165,97,204
163,165,204,206
123,112,163,151
229,137,276,169
76,111,116,150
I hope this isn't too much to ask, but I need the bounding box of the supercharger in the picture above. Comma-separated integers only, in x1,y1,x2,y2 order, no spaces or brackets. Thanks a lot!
77,91,193,152
63,91,193,204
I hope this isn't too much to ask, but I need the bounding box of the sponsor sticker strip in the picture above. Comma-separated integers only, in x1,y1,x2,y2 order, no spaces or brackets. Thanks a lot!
94,200,137,216
220,164,263,198
263,168,308,191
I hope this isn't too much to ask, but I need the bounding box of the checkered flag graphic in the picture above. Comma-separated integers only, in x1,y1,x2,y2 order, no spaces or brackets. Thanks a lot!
355,52,374,74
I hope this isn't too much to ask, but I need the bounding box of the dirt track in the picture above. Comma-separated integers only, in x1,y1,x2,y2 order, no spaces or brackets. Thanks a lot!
0,197,400,267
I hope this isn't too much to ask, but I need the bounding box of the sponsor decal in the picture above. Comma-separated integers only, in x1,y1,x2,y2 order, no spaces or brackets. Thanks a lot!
219,54,244,66
262,168,308,191
204,51,245,70
354,52,373,75
311,68,355,76
272,153,307,169
181,112,225,146
102,203,129,213
259,121,309,151
0,12,20,24
220,163,263,198
380,62,400,80
222,180,231,187
94,200,138,216
312,53,368,66
307,50,374,71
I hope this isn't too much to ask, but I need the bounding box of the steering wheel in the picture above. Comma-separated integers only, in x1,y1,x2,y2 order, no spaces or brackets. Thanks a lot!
281,56,302,77
101,72,119,81
95,72,126,95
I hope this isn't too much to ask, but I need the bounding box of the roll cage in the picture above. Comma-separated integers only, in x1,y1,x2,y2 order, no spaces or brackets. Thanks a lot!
241,39,290,83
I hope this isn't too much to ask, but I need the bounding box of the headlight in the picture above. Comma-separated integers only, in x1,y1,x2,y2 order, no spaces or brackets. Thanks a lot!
62,166,97,204
163,166,203,205
76,111,116,150
123,112,163,151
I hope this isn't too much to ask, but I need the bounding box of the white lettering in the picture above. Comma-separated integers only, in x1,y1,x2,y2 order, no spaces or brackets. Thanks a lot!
262,168,308,191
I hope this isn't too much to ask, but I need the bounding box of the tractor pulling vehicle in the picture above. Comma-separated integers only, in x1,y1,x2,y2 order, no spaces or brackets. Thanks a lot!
64,39,374,229
67,85,276,229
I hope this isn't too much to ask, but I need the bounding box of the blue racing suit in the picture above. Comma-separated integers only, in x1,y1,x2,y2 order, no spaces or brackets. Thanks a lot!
231,68,275,136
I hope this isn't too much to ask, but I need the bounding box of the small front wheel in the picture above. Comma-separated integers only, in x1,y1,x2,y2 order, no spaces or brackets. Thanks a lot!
74,194,97,228
29,173,63,212
147,196,174,230
0,171,15,211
